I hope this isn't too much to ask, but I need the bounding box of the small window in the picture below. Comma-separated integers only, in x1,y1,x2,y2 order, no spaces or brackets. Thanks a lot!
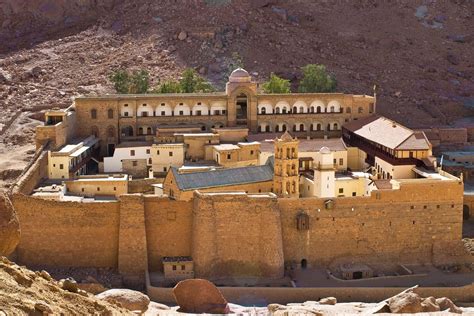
339,158,343,165
179,103,183,105
91,109,97,119
451,204,455,208
131,150,135,156
437,205,440,209
157,150,160,155
81,188,84,192
179,110,184,115
132,161,137,167
161,103,165,106
97,187,100,191
113,187,117,191
142,103,147,107
142,112,148,117
423,205,427,209
148,158,152,164
53,164,56,167
352,192,356,196
172,265,177,271
227,154,231,160
169,151,173,157
163,167,167,172
196,110,202,116
250,150,254,155
410,205,415,209
124,111,129,117
181,265,185,271
197,102,201,105
59,164,64,170
146,149,150,154
161,111,165,116
108,109,114,119
339,188,343,194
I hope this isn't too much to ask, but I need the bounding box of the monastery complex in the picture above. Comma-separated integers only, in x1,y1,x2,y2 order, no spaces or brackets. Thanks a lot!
9,69,472,288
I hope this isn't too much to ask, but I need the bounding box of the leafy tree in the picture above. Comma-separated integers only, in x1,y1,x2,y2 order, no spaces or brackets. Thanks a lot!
153,80,181,93
179,68,214,93
261,73,291,94
109,70,130,94
109,69,149,94
298,64,337,93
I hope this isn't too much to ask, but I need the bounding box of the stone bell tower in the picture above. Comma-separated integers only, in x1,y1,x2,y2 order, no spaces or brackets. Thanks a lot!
273,131,300,198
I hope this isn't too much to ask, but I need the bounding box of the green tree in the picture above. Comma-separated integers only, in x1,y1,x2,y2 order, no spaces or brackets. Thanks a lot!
179,68,214,93
298,64,337,93
109,69,149,94
261,73,291,94
153,80,181,93
109,69,130,94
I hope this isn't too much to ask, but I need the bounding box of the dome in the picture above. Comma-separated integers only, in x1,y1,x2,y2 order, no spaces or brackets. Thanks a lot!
229,68,251,83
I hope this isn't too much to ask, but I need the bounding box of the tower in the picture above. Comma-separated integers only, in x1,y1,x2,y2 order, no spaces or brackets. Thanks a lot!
313,147,335,198
273,131,299,198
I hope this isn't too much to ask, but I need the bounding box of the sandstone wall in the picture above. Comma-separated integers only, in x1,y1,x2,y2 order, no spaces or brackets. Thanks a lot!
279,179,464,267
144,196,193,271
192,192,284,278
13,194,120,268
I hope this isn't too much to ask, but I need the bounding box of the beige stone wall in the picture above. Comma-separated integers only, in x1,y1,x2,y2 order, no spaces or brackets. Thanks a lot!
279,179,464,267
192,192,284,278
13,194,120,268
65,179,128,198
144,197,193,272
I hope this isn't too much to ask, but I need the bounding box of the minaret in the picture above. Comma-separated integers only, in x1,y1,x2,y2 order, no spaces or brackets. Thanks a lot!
273,131,299,198
313,147,335,198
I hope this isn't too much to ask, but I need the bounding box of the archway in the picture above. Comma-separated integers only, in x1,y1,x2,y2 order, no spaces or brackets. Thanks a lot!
121,126,133,137
301,259,307,269
236,93,248,126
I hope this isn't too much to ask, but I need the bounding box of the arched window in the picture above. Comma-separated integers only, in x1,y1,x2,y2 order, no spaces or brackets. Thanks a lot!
293,125,297,132
201,125,206,131
346,107,351,113
316,106,321,113
107,109,114,119
266,125,271,132
317,123,322,131
258,126,262,132
300,123,305,131
275,107,280,114
293,106,297,113
275,125,280,132
330,106,334,112
282,108,287,114
261,107,266,114
299,106,304,113
310,106,315,113
358,107,363,114
333,123,338,130
138,127,144,135
91,109,97,119
147,127,152,135
282,124,287,132
121,126,133,137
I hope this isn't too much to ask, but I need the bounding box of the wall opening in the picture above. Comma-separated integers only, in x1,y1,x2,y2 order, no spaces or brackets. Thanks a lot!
236,93,248,126
353,271,363,279
463,205,470,220
301,259,307,269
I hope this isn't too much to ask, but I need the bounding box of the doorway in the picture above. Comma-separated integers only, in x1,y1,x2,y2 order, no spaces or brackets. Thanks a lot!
301,259,307,269
236,93,248,126
353,271,363,279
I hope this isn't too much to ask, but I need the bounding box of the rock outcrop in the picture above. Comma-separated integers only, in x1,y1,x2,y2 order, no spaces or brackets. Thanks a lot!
0,257,134,314
0,193,20,257
173,279,229,314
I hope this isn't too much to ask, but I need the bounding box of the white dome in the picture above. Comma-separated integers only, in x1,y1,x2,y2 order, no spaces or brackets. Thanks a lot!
229,68,251,83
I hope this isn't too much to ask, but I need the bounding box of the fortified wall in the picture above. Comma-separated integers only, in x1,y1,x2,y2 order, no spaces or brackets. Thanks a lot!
11,176,467,287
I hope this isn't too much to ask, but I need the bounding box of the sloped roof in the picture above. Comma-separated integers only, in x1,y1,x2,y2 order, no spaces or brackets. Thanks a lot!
344,115,430,150
171,164,274,191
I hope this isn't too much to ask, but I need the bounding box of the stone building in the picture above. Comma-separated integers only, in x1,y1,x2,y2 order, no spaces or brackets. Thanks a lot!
47,68,375,156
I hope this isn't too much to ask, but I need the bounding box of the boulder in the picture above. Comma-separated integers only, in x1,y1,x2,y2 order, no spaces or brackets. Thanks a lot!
421,296,440,312
0,194,20,257
96,289,150,313
388,292,423,313
435,297,462,314
178,31,187,41
61,278,78,293
319,297,337,305
173,279,229,314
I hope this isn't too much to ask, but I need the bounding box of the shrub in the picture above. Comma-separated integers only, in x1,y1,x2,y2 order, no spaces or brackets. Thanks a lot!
179,68,214,93
261,73,291,94
109,69,149,94
153,80,181,93
298,64,337,93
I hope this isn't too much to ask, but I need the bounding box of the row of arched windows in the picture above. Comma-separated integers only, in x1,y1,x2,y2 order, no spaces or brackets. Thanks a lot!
258,123,340,133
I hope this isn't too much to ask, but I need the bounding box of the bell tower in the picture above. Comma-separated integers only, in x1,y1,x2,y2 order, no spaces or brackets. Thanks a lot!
273,131,299,198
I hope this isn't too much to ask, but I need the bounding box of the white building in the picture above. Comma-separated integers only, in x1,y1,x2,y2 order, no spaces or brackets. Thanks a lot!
103,142,152,173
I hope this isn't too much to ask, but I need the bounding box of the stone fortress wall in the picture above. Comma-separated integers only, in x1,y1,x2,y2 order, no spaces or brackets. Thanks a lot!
11,173,467,287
